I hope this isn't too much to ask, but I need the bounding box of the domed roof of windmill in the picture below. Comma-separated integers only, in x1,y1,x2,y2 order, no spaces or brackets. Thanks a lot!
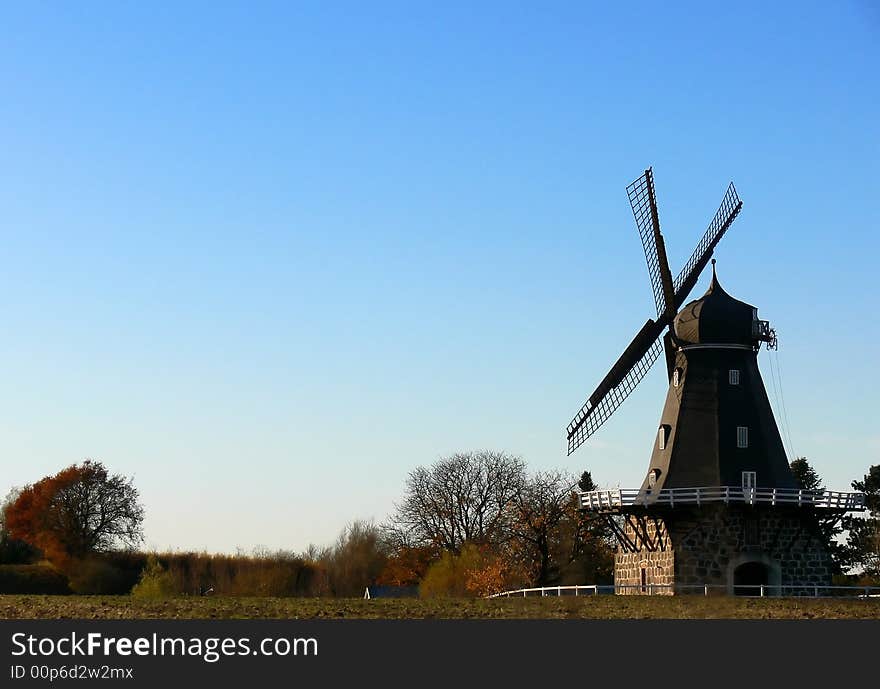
673,260,755,346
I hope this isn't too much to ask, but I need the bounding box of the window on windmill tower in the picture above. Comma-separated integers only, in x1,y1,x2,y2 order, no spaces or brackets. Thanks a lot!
737,426,749,448
673,368,683,387
658,425,671,450
729,369,740,385
648,468,661,489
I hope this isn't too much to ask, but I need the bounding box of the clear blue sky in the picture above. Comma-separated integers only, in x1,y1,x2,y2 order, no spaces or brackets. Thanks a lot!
1,2,877,553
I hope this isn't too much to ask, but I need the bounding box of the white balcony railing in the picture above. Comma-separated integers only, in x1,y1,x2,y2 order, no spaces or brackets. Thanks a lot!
577,486,865,511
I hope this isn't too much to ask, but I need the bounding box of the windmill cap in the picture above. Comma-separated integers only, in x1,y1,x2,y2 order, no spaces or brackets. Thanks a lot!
673,266,757,345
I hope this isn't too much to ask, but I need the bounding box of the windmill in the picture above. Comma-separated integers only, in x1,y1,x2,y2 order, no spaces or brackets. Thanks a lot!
566,168,864,596
566,167,745,456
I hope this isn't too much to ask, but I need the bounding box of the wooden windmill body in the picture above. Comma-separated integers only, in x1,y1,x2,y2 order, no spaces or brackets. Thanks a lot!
567,169,863,595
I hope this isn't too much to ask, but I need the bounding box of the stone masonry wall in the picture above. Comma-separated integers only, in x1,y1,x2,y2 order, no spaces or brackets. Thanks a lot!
614,517,675,594
613,505,833,594
670,505,832,592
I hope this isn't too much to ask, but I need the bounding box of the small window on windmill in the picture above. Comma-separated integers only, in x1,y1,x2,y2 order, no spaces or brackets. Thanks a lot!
647,468,661,490
658,425,671,451
737,426,749,448
673,368,683,387
729,369,740,385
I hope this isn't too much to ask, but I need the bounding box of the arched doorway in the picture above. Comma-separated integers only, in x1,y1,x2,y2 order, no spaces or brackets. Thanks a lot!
733,561,769,596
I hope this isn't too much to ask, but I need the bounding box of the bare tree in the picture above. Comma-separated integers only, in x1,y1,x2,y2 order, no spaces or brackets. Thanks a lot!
387,450,526,553
507,470,577,585
323,520,389,597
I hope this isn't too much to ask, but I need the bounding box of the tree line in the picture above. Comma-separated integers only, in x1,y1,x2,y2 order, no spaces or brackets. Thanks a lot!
789,456,880,576
1,453,879,596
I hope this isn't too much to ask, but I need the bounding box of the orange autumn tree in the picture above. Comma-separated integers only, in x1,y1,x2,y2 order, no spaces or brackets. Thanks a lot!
4,460,144,567
377,545,436,587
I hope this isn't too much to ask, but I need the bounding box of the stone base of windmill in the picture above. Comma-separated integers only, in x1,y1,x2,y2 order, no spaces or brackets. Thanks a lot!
612,504,834,595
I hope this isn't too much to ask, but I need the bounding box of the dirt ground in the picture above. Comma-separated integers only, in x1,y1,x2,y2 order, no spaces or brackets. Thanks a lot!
2,594,880,619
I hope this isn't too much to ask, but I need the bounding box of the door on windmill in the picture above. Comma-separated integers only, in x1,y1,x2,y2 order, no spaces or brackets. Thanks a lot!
742,471,757,503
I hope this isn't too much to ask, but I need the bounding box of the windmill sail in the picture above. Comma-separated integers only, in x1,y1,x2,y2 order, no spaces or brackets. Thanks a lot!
627,169,675,319
673,183,742,308
567,320,665,455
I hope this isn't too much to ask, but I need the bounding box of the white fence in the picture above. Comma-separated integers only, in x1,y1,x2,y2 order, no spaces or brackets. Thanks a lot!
488,585,606,598
488,584,880,599
578,486,865,511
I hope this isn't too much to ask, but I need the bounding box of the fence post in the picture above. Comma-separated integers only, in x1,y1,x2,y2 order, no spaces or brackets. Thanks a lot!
814,586,819,597
760,585,765,597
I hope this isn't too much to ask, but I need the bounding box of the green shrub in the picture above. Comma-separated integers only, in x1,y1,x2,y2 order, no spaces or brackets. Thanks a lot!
419,544,486,598
131,555,178,598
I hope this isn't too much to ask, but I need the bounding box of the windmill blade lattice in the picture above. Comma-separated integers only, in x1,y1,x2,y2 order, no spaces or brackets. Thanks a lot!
567,338,663,455
627,169,670,318
673,183,742,306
